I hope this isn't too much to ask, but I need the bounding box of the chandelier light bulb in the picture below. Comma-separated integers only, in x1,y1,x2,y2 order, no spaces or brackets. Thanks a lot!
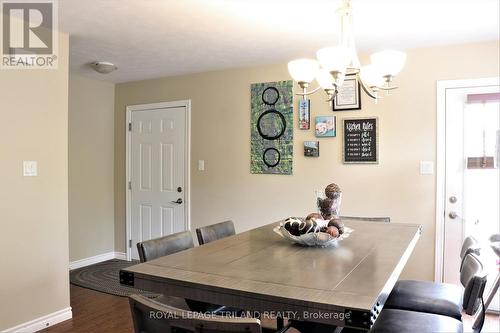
316,69,335,90
370,50,407,77
316,47,351,73
287,59,320,85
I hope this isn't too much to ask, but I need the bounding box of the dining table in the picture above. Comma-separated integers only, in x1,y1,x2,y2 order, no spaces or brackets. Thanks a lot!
120,218,422,331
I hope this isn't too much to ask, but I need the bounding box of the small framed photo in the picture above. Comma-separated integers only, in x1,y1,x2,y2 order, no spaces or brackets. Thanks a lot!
315,115,336,137
304,141,319,157
298,99,310,130
333,74,361,111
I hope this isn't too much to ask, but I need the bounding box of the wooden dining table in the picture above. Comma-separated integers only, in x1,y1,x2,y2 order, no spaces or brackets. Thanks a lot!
120,219,421,331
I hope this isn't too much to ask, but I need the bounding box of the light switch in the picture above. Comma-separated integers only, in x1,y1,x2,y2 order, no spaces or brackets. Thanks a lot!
23,161,38,176
198,160,205,171
420,161,434,175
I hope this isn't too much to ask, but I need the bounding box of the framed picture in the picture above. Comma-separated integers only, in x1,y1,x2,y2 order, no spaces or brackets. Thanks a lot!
298,99,310,130
315,115,336,137
333,74,361,111
343,117,379,164
304,141,319,157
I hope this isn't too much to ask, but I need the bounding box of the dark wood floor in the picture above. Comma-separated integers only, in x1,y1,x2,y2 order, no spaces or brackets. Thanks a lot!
41,285,133,333
42,284,499,333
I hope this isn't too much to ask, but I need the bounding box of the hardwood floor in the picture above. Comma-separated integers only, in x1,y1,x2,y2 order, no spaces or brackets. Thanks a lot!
42,284,499,333
41,285,133,333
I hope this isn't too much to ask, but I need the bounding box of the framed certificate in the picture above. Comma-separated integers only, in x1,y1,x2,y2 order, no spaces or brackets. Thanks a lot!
333,74,361,111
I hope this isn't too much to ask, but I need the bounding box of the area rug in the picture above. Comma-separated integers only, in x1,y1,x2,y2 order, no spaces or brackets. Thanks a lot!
70,259,160,297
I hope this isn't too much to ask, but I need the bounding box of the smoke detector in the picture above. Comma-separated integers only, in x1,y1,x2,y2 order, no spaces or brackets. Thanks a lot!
90,61,117,74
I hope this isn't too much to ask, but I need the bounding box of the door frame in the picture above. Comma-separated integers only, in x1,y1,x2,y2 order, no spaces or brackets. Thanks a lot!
435,77,499,282
125,100,192,261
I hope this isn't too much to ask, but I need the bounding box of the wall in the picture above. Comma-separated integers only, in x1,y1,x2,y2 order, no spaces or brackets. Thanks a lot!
69,75,115,262
0,33,70,329
114,41,499,281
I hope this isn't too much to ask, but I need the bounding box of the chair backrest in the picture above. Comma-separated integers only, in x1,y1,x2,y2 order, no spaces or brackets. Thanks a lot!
460,253,487,316
459,236,480,272
129,294,261,333
196,220,235,245
340,216,390,223
137,231,194,263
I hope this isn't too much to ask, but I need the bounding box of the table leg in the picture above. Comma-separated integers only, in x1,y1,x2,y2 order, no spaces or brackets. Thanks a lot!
473,272,500,329
277,316,284,330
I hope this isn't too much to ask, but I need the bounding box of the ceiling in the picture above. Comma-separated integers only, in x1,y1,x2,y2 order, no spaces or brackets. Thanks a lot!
59,0,500,83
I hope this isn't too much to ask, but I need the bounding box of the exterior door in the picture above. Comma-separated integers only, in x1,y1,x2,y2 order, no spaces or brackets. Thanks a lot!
443,84,499,311
129,106,187,260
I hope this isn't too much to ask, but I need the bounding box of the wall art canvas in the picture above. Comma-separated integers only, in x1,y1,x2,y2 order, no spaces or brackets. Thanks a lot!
250,80,293,174
304,141,319,157
315,115,336,137
298,99,310,130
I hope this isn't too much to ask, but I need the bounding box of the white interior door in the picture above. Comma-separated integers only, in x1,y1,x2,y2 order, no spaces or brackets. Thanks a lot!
129,106,187,260
444,84,500,311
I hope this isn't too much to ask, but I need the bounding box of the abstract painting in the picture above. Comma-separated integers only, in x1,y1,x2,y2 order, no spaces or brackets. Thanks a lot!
250,81,293,174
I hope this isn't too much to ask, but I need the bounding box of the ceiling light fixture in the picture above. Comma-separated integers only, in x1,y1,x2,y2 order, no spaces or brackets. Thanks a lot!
90,61,117,74
288,0,406,103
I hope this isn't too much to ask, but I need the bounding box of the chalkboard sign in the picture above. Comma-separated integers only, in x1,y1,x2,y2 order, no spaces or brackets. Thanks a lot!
343,117,378,164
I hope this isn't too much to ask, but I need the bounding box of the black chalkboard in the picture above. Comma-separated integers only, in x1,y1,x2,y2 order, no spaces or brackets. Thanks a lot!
343,117,378,164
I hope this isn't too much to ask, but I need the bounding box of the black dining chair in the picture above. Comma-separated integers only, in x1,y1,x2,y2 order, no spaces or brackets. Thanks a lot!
370,253,487,333
384,236,481,320
196,220,236,245
129,294,291,333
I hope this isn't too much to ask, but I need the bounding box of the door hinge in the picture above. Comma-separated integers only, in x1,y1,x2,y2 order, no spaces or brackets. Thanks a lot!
128,122,132,131
129,239,132,248
128,181,132,190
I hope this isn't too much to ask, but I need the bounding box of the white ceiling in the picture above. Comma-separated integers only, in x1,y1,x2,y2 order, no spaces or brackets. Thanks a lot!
59,0,500,83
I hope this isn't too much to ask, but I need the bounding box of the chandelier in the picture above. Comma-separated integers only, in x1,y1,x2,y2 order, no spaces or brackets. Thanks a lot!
287,0,406,103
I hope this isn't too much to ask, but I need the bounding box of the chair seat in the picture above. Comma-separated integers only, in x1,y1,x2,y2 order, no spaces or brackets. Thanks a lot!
385,280,463,320
370,309,463,333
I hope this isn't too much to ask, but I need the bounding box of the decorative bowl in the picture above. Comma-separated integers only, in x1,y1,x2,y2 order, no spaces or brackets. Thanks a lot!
273,218,353,247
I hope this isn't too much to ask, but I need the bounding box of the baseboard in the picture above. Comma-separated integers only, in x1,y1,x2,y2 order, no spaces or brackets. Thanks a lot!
2,307,72,333
69,251,128,270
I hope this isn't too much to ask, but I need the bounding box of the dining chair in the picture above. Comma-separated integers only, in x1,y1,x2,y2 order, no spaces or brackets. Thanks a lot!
137,231,194,263
196,220,235,245
129,294,290,333
340,216,390,223
136,231,230,314
384,236,481,320
370,253,487,333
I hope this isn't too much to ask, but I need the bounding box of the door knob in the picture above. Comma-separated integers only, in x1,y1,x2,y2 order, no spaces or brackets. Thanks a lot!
449,196,457,204
449,211,458,219
171,198,183,204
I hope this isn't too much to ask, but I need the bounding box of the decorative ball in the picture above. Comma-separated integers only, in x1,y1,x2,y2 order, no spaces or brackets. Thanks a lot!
321,212,332,220
328,218,345,235
284,219,301,236
299,219,315,235
306,212,323,220
326,226,340,238
319,197,334,211
325,183,341,199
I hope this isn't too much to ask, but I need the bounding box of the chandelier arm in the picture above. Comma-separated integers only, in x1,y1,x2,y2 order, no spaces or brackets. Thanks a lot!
295,86,322,96
357,74,378,100
378,85,398,91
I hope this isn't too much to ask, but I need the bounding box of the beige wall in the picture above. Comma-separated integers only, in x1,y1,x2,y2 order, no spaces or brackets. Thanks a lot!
69,75,115,262
0,33,70,330
114,41,499,281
